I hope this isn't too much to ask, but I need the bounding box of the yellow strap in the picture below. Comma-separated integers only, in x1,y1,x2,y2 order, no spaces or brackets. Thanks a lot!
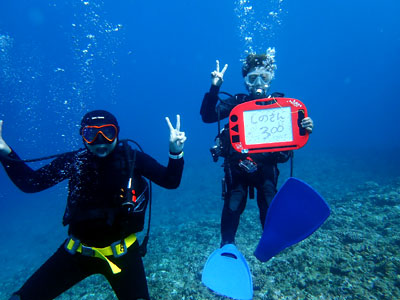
66,238,76,251
74,233,137,274
92,250,121,274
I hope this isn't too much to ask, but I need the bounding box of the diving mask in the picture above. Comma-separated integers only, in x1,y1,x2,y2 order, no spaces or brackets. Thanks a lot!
244,68,273,98
244,69,273,88
82,124,118,144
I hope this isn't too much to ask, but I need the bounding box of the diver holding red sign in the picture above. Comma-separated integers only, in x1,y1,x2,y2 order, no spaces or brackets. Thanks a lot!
200,49,314,247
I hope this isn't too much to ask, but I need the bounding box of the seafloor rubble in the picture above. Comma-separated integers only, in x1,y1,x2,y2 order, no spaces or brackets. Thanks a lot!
1,152,399,300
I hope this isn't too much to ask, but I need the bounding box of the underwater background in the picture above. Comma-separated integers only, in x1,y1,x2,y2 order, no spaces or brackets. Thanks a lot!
0,0,399,299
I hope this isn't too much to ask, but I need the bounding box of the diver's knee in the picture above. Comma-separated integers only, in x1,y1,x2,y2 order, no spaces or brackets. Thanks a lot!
227,194,244,211
227,188,246,211
228,200,240,211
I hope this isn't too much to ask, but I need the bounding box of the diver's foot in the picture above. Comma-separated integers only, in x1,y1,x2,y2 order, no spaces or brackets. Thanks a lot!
220,240,235,248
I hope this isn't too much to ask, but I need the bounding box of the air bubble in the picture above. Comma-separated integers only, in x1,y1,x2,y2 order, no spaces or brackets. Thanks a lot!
235,0,286,56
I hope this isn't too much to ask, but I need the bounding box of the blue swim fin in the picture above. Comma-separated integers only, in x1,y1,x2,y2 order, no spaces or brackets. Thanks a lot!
255,177,330,262
202,244,253,300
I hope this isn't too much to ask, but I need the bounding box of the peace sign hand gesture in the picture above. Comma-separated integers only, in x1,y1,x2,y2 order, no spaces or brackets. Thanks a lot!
0,120,12,157
211,60,228,87
165,115,187,154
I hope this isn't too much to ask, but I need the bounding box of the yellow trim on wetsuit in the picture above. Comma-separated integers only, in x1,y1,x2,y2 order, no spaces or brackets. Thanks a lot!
65,233,137,274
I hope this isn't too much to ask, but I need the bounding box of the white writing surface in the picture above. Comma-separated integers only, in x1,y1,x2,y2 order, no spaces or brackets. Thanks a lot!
243,107,293,145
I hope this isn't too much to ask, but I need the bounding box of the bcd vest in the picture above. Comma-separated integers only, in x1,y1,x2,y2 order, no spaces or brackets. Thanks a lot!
62,143,149,234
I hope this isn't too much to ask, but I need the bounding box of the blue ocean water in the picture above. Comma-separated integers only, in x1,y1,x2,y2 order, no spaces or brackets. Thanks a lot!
0,0,399,299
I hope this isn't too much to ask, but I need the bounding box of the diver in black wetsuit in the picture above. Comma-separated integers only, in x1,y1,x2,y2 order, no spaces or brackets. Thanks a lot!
200,50,314,247
0,110,187,300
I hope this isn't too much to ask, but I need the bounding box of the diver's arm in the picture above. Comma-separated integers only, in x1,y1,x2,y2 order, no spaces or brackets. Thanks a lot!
200,84,221,123
0,120,72,192
0,149,72,193
0,120,12,156
136,115,186,189
165,114,186,154
301,117,313,133
211,60,228,87
136,151,184,189
200,60,229,123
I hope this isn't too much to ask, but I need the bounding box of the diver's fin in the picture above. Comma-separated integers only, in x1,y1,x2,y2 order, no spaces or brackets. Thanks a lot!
254,177,330,262
202,244,253,300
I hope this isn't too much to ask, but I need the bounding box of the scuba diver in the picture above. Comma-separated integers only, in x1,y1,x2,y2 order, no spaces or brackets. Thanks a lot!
200,49,314,247
0,110,187,300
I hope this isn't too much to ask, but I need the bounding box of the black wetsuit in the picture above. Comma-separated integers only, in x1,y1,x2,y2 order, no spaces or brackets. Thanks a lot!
201,85,291,246
1,142,184,300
